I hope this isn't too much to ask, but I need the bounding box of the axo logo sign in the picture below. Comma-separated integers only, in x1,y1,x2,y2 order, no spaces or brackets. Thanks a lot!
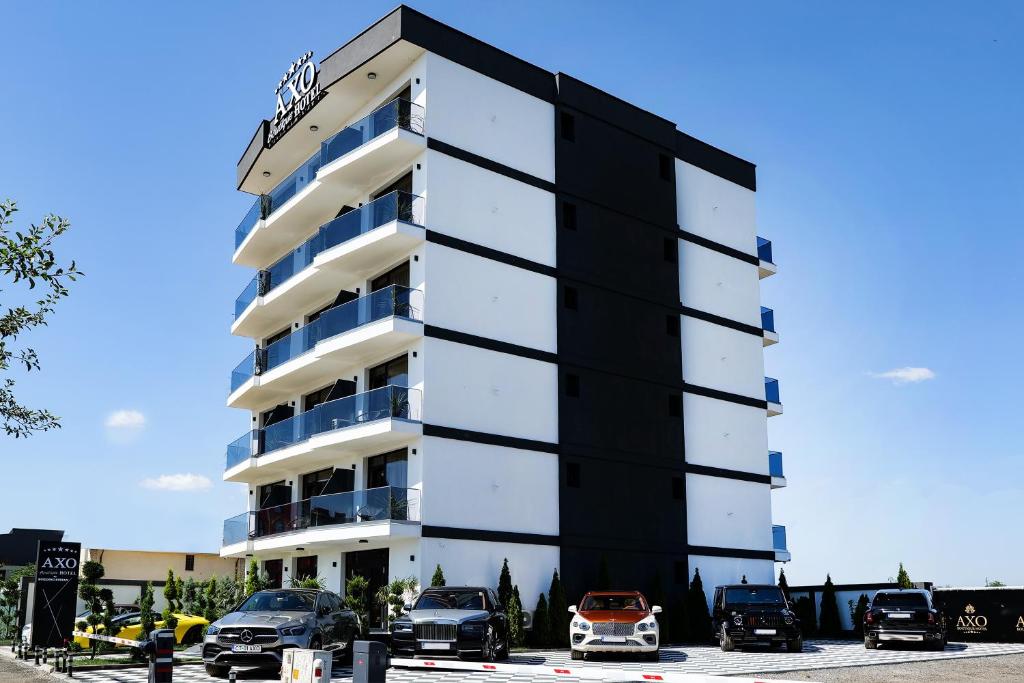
267,51,326,148
956,604,988,634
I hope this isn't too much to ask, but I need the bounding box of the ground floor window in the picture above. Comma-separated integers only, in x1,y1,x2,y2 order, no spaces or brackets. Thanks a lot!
295,555,318,582
264,558,283,588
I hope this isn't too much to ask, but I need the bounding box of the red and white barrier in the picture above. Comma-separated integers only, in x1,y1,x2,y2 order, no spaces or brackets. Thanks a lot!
389,657,818,683
71,630,145,648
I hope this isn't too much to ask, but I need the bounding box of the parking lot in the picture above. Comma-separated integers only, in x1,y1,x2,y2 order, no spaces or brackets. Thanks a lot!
43,640,1024,682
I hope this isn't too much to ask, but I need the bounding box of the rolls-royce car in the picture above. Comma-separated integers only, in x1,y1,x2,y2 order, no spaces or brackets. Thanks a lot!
390,586,509,660
569,591,661,661
202,588,357,678
712,584,802,652
864,589,946,650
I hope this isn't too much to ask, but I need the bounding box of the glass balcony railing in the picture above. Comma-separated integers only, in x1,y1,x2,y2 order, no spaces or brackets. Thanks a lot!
222,486,421,545
757,236,774,264
232,192,425,321
231,99,426,251
772,524,788,552
223,512,250,546
761,306,775,333
225,430,260,470
765,377,780,404
229,286,422,392
769,451,784,478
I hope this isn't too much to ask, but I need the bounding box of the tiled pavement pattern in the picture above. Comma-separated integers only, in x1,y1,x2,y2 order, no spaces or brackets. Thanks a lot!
64,640,1024,682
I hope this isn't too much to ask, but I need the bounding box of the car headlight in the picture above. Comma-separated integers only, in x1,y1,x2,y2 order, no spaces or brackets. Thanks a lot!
733,616,743,626
648,620,658,629
206,625,220,636
638,623,648,632
574,620,590,631
393,622,412,632
280,625,307,636
461,622,485,635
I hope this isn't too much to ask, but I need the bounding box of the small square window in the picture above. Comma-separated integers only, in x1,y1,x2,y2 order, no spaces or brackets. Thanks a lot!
664,237,677,263
560,112,575,142
659,153,673,181
562,202,577,231
566,463,581,488
666,315,680,337
566,373,580,397
668,394,681,417
563,286,578,310
671,476,684,500
674,560,688,585
185,554,195,572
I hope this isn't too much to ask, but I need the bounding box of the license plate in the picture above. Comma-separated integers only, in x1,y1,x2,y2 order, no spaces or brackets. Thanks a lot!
603,636,626,643
230,644,261,653
754,629,777,635
421,642,450,650
889,613,912,619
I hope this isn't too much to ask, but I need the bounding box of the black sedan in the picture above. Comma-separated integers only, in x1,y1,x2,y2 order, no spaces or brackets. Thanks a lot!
864,589,946,650
390,586,509,661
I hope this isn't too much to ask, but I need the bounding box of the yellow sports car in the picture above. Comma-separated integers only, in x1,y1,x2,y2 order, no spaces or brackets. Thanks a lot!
74,611,208,648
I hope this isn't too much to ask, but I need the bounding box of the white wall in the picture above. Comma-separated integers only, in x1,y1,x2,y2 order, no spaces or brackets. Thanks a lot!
422,337,558,443
688,556,776,608
424,53,555,182
679,241,762,327
686,474,773,551
675,160,757,256
424,242,556,352
683,394,768,474
423,150,556,266
681,317,766,399
419,435,558,535
790,589,879,632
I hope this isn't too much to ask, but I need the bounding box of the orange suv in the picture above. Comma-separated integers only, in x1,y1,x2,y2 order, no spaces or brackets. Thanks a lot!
568,591,661,661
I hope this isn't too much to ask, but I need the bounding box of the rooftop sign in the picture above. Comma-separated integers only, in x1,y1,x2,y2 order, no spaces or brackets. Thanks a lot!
267,51,326,148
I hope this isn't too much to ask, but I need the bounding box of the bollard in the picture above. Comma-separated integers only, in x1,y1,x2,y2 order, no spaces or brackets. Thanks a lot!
16,641,22,659
68,650,74,678
43,647,48,665
353,641,387,683
34,647,40,666
229,670,237,681
147,629,175,683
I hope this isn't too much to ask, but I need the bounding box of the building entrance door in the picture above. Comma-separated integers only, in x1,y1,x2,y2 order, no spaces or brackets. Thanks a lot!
345,548,389,629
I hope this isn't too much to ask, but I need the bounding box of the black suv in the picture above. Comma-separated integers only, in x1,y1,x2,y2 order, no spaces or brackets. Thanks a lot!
864,589,946,650
390,586,509,660
712,584,802,652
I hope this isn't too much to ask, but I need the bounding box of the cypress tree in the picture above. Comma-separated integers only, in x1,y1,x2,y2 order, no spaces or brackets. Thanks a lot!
139,583,157,637
430,564,446,587
896,563,912,589
202,576,219,624
507,585,524,648
685,568,711,643
162,569,180,631
498,559,513,609
818,574,842,637
547,570,569,648
596,556,610,590
531,594,550,648
795,595,817,637
852,594,869,637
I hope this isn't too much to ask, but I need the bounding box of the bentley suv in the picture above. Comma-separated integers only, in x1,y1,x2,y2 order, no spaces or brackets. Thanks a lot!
569,591,661,661
390,586,509,660
712,584,802,652
864,589,946,650
202,588,357,678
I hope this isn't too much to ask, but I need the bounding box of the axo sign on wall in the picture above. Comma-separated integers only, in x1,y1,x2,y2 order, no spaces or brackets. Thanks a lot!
30,541,81,647
267,51,326,148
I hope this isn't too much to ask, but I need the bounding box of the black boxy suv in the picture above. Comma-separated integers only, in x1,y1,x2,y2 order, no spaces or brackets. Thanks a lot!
864,589,946,650
712,584,802,652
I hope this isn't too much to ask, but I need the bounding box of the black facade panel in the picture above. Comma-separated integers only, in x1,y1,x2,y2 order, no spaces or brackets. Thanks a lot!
559,545,687,609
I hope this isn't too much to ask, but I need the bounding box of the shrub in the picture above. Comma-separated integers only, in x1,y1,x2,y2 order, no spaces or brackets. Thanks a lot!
685,568,711,643
851,594,869,637
794,595,817,637
345,575,370,638
547,570,569,648
531,593,550,648
818,575,842,637
430,564,446,587
896,563,912,589
498,559,513,610
507,586,524,648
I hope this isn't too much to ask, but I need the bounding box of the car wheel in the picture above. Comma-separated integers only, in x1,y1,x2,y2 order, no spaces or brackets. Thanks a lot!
720,625,735,652
571,649,584,661
205,663,230,678
787,635,803,653
864,637,877,650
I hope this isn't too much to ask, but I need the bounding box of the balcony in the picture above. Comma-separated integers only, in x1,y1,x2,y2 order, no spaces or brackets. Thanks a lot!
773,524,791,563
757,237,777,278
765,377,783,416
232,191,425,338
221,486,421,557
769,451,786,489
234,99,426,268
224,385,422,482
229,286,423,408
761,306,778,347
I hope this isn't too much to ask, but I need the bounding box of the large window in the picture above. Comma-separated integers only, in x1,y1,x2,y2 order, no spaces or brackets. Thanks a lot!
295,556,318,581
368,355,408,390
366,449,408,489
302,467,333,499
370,262,410,293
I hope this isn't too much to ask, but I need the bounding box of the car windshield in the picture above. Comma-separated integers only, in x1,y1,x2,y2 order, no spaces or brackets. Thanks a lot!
873,592,928,609
725,587,786,606
237,590,317,612
415,591,486,610
581,595,646,611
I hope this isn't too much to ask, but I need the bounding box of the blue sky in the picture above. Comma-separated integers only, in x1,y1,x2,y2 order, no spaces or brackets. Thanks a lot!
1,1,1021,587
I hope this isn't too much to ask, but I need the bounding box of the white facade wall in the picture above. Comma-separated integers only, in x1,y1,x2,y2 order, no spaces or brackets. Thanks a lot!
679,242,762,327
681,317,766,399
682,395,769,474
675,160,757,256
686,474,774,551
687,556,776,607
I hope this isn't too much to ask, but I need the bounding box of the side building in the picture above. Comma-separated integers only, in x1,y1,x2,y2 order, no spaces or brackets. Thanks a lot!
221,6,787,625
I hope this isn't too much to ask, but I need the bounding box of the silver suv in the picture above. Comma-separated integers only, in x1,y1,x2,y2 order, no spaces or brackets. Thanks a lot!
202,588,357,678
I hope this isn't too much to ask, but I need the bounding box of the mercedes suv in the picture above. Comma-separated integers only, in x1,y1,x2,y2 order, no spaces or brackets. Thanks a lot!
712,584,802,652
202,588,357,678
864,589,946,650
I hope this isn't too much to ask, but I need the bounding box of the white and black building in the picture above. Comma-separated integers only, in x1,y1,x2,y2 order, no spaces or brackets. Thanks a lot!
221,6,788,622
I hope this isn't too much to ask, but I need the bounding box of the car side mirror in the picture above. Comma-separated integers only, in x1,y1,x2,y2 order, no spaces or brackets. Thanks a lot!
403,603,413,613
651,605,663,614
568,605,577,614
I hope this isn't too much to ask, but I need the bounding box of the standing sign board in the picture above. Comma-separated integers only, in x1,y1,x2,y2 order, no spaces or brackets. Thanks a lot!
934,588,1024,642
29,541,81,647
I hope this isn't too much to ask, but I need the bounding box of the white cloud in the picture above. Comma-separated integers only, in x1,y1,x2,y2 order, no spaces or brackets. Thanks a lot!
105,409,146,429
140,473,212,492
871,367,936,385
